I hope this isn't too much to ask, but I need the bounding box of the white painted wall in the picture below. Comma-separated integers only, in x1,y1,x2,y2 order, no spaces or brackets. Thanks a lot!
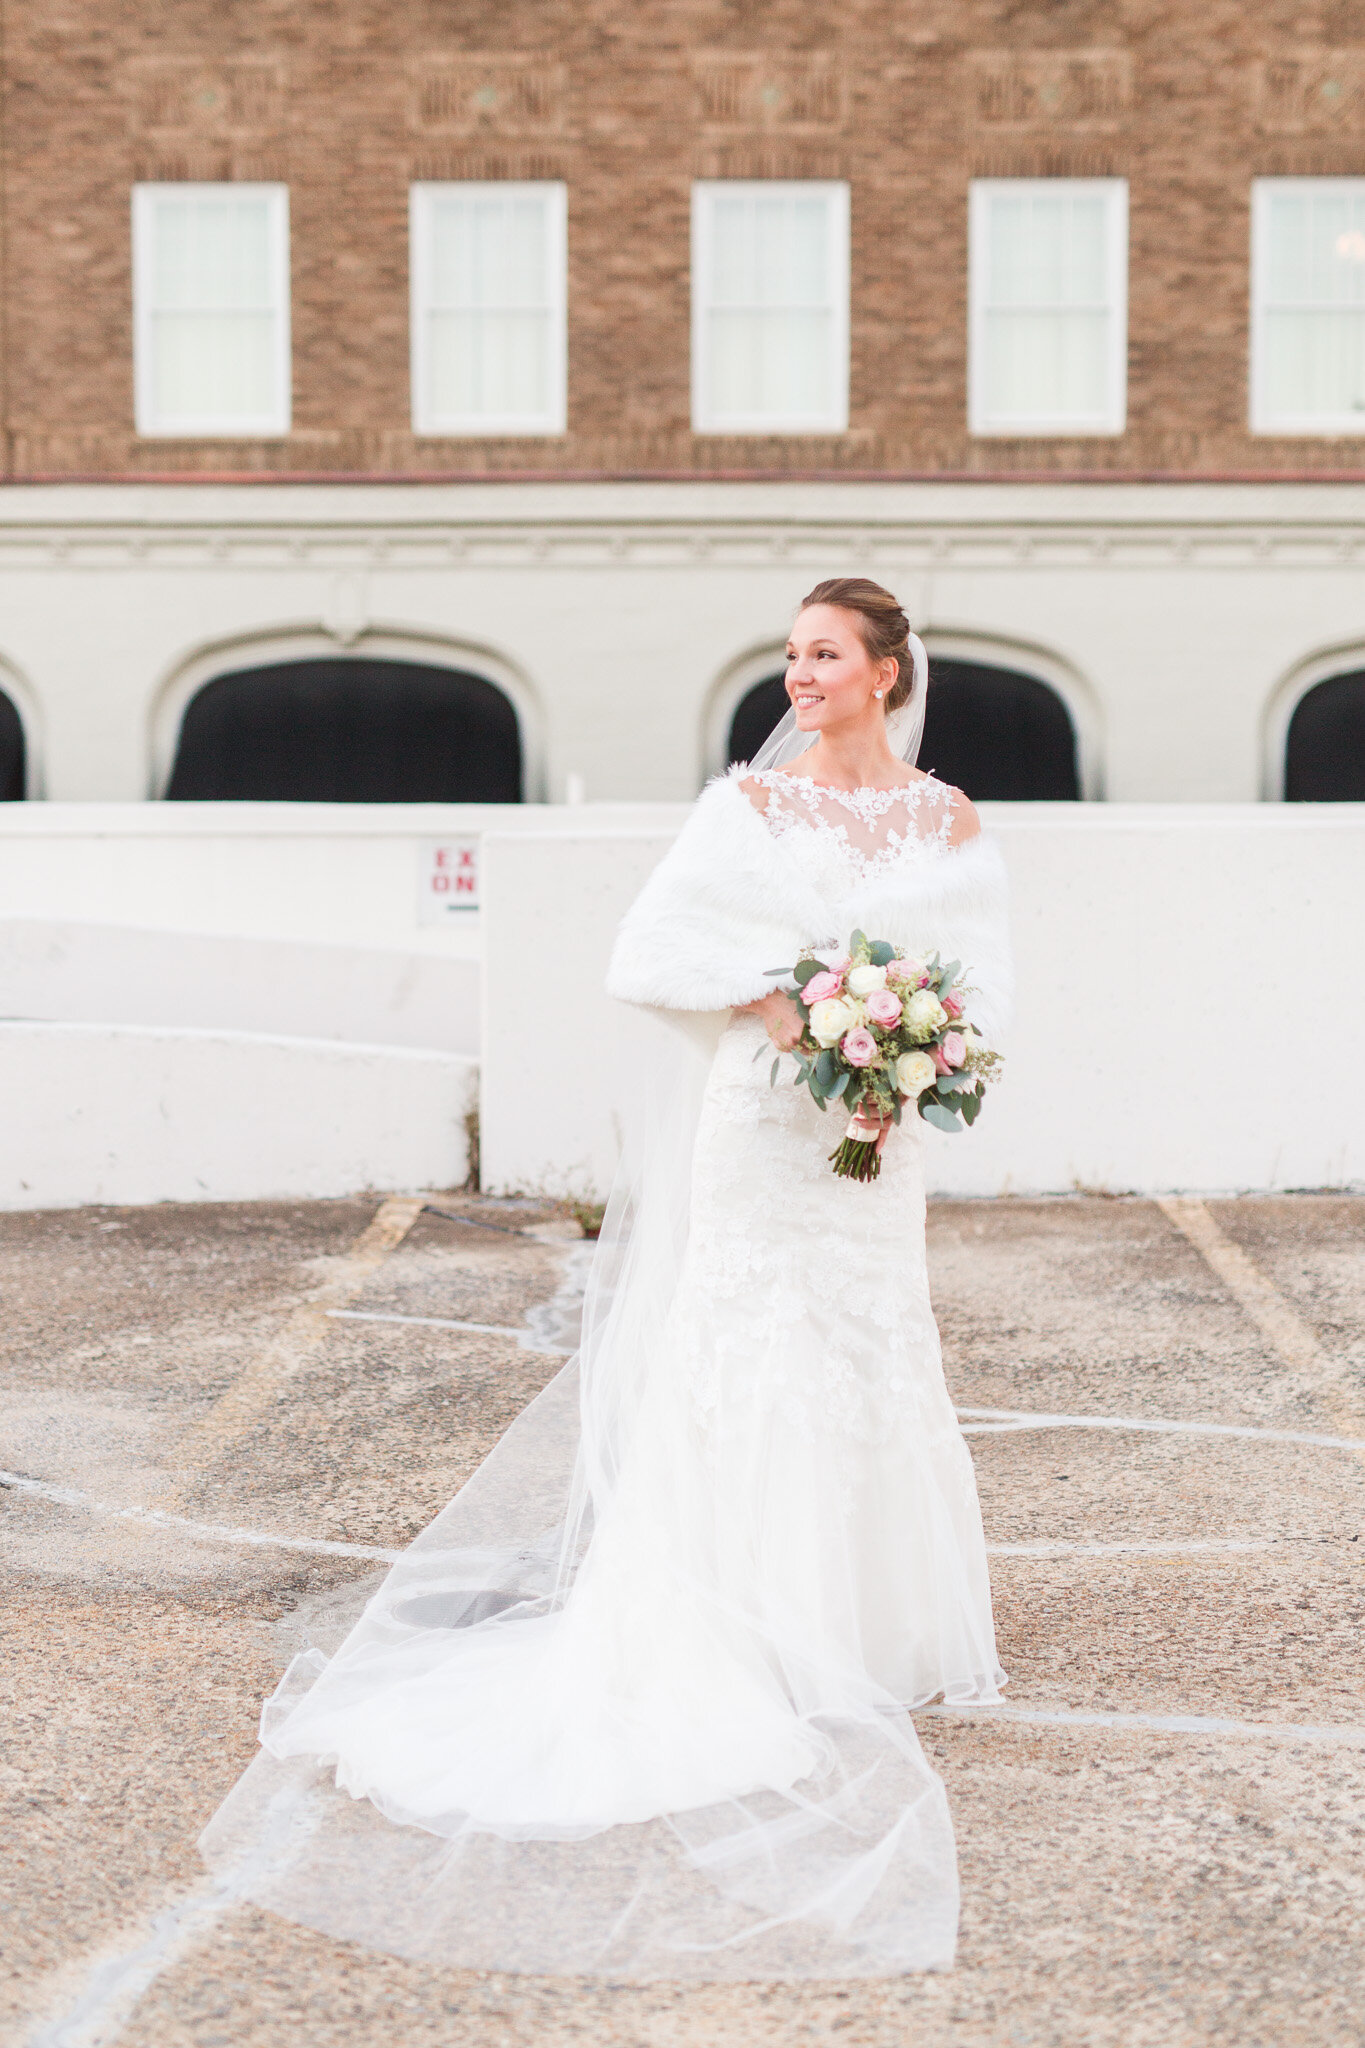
0,480,1363,806
0,1021,475,1210
0,918,480,1053
0,801,668,957
480,806,1365,1200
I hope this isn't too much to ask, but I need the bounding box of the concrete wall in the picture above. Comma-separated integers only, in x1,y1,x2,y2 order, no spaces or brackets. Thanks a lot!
0,919,480,1054
480,805,1365,1201
0,1021,475,1210
1,481,1364,807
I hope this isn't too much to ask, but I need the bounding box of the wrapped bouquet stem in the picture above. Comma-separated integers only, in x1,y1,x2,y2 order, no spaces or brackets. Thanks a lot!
763,929,1003,1182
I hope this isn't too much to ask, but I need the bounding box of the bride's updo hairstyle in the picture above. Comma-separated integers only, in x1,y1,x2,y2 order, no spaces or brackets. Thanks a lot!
799,577,917,712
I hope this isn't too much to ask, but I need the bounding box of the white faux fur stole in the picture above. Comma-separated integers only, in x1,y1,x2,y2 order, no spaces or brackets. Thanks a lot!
607,771,1014,1044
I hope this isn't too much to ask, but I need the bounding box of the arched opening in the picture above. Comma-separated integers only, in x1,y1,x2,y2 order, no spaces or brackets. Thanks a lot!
725,658,1080,800
921,660,1079,800
165,656,522,802
0,689,24,800
726,674,792,767
1285,672,1365,801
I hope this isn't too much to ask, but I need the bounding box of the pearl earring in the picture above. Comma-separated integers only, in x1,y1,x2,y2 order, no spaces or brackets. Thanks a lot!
873,689,883,699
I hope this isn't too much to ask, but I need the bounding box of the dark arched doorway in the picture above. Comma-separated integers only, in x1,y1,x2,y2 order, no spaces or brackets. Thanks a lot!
725,658,1081,799
921,660,1079,799
1285,672,1365,801
727,674,791,767
165,657,522,802
0,690,24,800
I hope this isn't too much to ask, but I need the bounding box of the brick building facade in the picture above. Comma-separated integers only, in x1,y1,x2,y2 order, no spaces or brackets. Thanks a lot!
0,2,1363,806
7,0,1365,481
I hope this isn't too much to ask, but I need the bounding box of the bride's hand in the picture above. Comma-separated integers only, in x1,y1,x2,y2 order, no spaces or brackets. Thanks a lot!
738,990,805,1051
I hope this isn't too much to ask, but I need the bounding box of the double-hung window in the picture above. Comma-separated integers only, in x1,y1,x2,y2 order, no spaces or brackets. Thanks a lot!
691,182,850,434
410,183,567,435
969,179,1128,436
1251,179,1365,434
132,184,290,437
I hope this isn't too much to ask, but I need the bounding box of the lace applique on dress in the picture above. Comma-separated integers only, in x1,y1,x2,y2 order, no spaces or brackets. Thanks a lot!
745,769,957,884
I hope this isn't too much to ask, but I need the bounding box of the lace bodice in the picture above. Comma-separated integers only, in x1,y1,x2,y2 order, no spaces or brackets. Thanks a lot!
744,769,959,887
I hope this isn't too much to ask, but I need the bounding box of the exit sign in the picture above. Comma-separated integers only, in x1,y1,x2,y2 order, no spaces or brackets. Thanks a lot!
419,838,479,921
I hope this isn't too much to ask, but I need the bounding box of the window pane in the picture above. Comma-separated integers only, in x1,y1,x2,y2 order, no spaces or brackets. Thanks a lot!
136,186,286,432
1262,308,1365,418
151,311,277,419
1265,189,1365,307
987,191,1108,307
973,181,1122,430
417,186,562,426
695,183,845,428
152,194,274,311
707,308,831,416
427,309,550,418
429,195,549,312
984,308,1110,419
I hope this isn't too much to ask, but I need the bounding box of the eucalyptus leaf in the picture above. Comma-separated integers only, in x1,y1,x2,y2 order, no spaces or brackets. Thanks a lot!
961,1090,981,1125
849,928,867,955
793,959,822,988
764,966,794,978
815,1049,837,1088
770,1057,780,1088
829,1070,850,1099
920,1099,962,1134
868,939,895,967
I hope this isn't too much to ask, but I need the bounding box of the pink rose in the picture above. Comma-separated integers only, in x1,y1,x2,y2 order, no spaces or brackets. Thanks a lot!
942,990,964,1018
841,1027,878,1067
931,1044,953,1076
864,988,903,1028
826,953,852,976
802,969,844,1005
941,1030,966,1068
886,956,922,984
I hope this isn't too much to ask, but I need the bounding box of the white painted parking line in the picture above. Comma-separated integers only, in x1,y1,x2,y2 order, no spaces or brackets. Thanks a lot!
24,1783,322,2048
925,1702,1365,1746
1156,1196,1328,1375
0,1468,403,1563
165,1195,429,1494
987,1538,1290,1557
957,1407,1365,1452
327,1306,571,1351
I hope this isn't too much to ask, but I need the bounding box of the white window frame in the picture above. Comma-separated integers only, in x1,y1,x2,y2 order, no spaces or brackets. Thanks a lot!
132,183,291,438
968,178,1128,437
691,181,850,435
409,182,568,437
1250,178,1365,436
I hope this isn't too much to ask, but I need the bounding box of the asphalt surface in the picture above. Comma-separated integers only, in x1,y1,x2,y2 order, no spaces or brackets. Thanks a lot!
4,1191,1364,2048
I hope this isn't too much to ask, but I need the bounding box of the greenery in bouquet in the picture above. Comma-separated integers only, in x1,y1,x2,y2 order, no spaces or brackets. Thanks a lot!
764,930,1002,1181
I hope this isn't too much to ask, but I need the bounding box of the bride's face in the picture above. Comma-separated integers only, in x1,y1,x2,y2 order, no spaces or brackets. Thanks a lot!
784,605,889,734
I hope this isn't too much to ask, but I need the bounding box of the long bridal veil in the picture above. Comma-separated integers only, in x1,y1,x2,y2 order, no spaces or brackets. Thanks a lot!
200,999,965,1977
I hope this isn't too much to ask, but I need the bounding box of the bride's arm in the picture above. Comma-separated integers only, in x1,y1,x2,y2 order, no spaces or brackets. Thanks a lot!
736,987,804,1048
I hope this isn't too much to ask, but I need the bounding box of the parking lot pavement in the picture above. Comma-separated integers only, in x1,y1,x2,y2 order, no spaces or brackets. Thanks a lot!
4,1193,1364,2048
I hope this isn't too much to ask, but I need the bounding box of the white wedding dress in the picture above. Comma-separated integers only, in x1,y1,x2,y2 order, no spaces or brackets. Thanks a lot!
202,768,1011,1979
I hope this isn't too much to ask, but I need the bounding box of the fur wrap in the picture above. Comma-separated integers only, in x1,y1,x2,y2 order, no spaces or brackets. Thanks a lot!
607,771,1013,1045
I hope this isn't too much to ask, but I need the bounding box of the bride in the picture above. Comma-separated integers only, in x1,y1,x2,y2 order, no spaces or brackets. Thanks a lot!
202,577,1013,1980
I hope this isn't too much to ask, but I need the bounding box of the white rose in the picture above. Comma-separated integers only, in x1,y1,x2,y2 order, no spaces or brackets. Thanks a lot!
846,963,887,997
901,989,948,1041
809,995,859,1048
896,1049,937,1097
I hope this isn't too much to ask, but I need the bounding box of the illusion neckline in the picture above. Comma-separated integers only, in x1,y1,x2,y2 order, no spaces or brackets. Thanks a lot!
755,768,942,797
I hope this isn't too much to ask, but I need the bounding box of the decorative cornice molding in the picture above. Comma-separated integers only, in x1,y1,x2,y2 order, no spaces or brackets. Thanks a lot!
0,515,1363,572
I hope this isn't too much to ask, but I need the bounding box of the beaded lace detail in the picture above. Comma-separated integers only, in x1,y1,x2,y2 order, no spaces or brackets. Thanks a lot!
745,769,957,883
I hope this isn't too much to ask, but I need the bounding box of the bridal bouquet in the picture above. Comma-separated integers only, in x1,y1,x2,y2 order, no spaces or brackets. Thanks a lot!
764,931,1001,1181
